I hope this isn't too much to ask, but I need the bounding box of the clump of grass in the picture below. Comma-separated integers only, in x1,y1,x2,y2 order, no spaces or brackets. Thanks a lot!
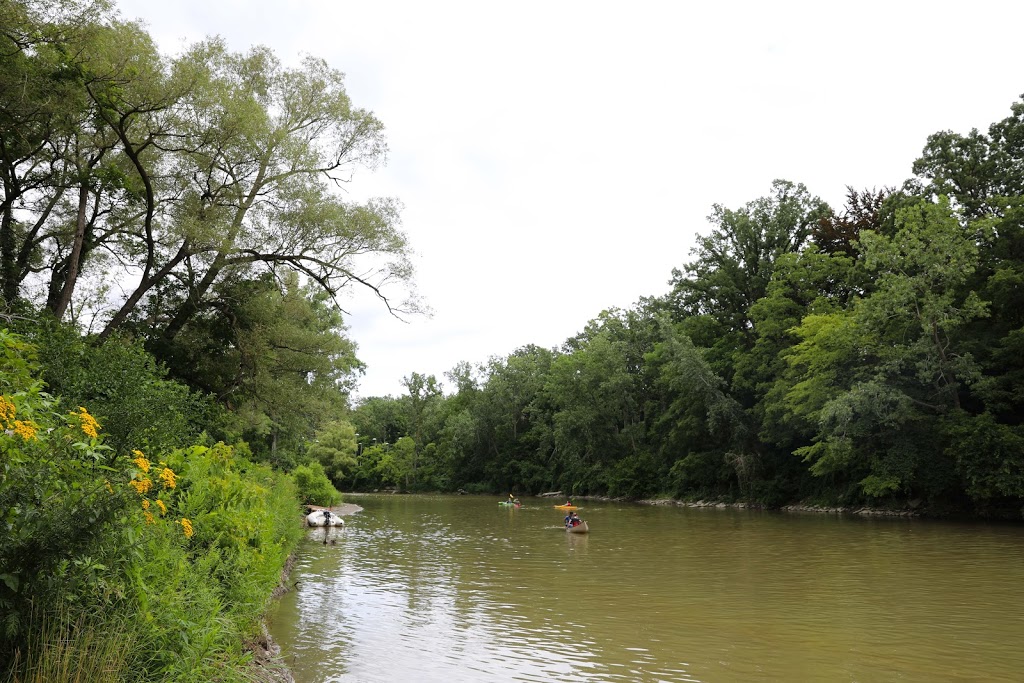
5,604,139,683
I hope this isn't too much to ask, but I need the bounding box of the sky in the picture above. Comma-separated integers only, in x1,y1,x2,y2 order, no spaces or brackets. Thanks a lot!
114,0,1024,399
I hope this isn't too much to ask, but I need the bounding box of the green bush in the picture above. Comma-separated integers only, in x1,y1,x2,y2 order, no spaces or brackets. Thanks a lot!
1,329,307,682
291,461,342,506
0,329,134,646
17,317,213,455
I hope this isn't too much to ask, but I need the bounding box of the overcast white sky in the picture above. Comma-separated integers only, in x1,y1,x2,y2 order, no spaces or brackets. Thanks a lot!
115,0,1024,399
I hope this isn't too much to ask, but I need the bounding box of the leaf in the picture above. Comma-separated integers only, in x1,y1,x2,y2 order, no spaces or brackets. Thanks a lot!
0,573,19,592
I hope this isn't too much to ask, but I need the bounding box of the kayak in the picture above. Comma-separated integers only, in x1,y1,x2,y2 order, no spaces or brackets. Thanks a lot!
553,504,578,510
566,521,589,534
498,501,521,507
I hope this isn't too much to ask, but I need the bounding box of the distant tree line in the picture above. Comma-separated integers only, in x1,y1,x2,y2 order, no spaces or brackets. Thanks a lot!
342,99,1024,518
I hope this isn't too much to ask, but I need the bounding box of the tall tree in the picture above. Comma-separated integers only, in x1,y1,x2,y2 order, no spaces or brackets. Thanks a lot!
784,197,989,499
668,179,831,347
307,419,359,483
0,0,111,305
99,42,418,340
160,269,361,456
912,94,1024,423
400,371,442,487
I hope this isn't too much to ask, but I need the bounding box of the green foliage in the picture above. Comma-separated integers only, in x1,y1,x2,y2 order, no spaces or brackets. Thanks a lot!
944,412,1024,501
0,329,130,645
857,196,989,411
351,396,409,445
669,179,831,344
127,443,304,681
307,419,359,483
546,327,637,493
18,317,211,454
606,451,662,499
668,449,735,498
375,436,416,489
0,328,306,682
154,272,360,458
291,461,343,507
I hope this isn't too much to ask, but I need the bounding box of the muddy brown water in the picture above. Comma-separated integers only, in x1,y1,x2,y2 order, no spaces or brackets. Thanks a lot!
267,494,1024,682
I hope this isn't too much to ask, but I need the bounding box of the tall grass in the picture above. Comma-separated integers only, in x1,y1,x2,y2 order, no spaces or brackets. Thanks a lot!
4,603,140,683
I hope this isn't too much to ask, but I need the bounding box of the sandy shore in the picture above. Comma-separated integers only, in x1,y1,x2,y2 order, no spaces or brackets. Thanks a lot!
305,502,363,516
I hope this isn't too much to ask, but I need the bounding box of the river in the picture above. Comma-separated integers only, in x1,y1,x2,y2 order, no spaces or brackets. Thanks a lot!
266,494,1024,682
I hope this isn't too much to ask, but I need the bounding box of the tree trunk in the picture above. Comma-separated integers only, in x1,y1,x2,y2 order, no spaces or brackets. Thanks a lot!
99,244,191,340
1,198,17,304
51,182,90,319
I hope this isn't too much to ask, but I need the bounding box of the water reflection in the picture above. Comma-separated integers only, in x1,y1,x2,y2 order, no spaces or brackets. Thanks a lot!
268,496,1024,682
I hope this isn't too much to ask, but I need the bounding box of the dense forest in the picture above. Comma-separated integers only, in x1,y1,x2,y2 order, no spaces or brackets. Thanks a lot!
343,116,1024,517
2,0,1024,677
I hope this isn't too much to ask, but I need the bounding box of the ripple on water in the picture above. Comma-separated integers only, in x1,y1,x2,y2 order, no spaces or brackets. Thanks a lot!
270,496,1024,683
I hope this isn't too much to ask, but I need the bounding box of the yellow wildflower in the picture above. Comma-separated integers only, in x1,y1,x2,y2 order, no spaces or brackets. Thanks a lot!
129,478,153,495
11,420,38,441
180,518,194,538
74,406,100,439
141,499,150,510
132,454,151,473
143,511,154,525
105,480,114,494
159,467,176,490
0,396,15,425
155,499,167,515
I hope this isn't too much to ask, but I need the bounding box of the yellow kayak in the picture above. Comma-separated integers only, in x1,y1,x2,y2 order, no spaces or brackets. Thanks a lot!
553,504,579,510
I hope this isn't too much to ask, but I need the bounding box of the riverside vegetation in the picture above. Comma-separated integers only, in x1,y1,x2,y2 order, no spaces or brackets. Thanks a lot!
3,0,1024,679
0,328,341,681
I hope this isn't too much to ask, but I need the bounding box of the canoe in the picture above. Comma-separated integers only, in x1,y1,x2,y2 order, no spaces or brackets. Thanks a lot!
553,504,578,510
566,520,589,534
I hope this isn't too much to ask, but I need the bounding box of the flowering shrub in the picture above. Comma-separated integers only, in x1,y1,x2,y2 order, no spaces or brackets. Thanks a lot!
0,332,125,642
1,330,304,682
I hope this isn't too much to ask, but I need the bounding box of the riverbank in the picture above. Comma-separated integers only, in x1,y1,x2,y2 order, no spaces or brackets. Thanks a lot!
535,490,923,517
305,502,364,516
637,497,921,517
247,502,364,683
